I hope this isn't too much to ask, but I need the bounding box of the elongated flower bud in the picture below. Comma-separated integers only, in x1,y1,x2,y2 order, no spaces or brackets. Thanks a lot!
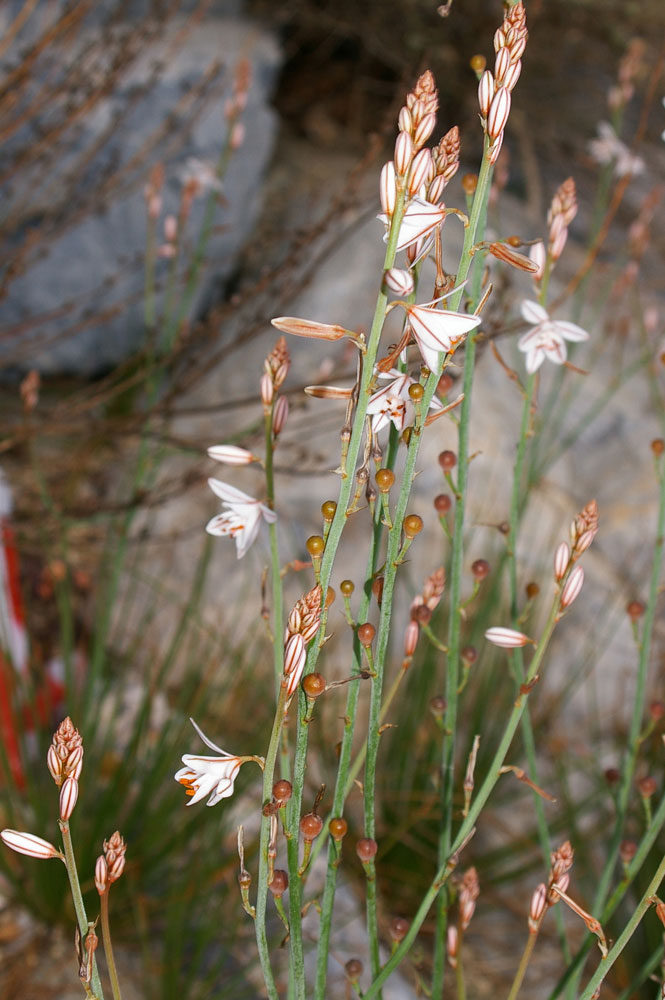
488,242,540,273
260,372,274,407
413,113,436,149
485,626,532,648
529,241,546,280
207,445,256,465
273,396,289,437
304,384,353,400
487,87,511,140
271,317,349,341
560,565,584,609
478,70,495,117
403,619,419,658
398,106,412,133
1,829,61,860
380,161,396,216
95,854,108,894
283,634,306,699
408,148,433,196
384,268,415,296
59,777,79,821
395,131,413,176
554,541,570,581
529,883,548,929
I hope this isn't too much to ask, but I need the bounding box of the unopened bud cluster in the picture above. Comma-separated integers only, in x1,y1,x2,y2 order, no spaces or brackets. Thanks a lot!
283,585,323,699
47,717,84,822
477,2,527,164
95,831,127,894
404,567,445,665
261,336,291,418
529,840,574,932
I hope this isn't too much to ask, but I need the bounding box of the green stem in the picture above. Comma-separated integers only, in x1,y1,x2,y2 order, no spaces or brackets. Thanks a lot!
578,853,665,1000
432,148,494,997
100,891,123,1000
264,405,285,700
255,687,288,1000
363,591,562,999
60,821,105,1000
506,931,537,1000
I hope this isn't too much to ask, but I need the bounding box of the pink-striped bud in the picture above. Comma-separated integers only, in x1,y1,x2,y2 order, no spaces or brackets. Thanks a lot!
550,224,568,262
408,148,433,196
394,131,413,176
380,161,396,216
560,565,584,609
494,47,511,86
304,384,353,400
529,883,548,929
207,445,256,465
486,87,511,140
493,27,507,52
398,106,412,134
478,70,495,117
403,619,419,659
59,777,79,821
446,925,458,968
384,268,415,296
484,626,532,648
273,396,289,437
261,372,274,407
1,829,61,860
67,746,83,782
47,745,63,784
549,872,570,902
413,113,436,149
488,242,540,273
230,122,245,150
283,634,307,699
529,241,546,280
95,855,108,894
427,175,446,205
575,529,596,556
271,317,350,342
554,541,570,581
164,215,178,242
501,59,522,92
488,133,504,165
108,853,126,882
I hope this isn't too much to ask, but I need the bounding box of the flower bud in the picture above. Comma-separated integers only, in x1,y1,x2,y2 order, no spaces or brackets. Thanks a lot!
273,396,289,437
485,626,532,648
529,883,548,928
560,564,584,609
478,70,495,117
207,445,256,465
1,829,61,860
394,131,413,176
59,777,79,821
408,148,433,196
384,268,415,296
260,372,274,407
413,113,436,149
95,855,108,894
486,87,511,140
554,541,570,581
380,161,396,216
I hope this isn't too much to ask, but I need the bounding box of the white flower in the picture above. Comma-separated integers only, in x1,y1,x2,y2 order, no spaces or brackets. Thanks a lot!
378,196,446,252
179,157,224,194
406,299,481,372
588,123,644,178
174,719,263,807
367,369,443,434
206,479,276,558
518,301,589,374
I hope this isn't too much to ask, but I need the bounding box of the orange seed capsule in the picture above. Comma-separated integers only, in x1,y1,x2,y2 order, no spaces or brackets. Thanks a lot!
434,494,452,514
471,558,490,580
300,813,324,841
329,817,348,841
306,535,325,557
470,54,486,74
626,600,645,621
438,449,457,471
375,468,395,492
408,383,425,402
273,779,292,804
390,917,409,942
303,673,326,698
403,514,423,538
652,439,665,456
321,500,337,522
462,173,478,196
345,959,363,981
269,869,289,897
357,622,376,646
340,579,354,597
356,838,378,862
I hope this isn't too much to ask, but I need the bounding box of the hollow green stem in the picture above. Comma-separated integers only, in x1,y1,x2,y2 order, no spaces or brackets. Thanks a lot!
100,891,123,1000
506,930,538,1000
59,821,105,1000
432,146,494,997
578,852,665,1000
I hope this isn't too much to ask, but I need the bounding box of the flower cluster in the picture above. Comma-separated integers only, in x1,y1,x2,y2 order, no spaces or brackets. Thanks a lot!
47,716,83,822
283,585,324,700
477,1,527,164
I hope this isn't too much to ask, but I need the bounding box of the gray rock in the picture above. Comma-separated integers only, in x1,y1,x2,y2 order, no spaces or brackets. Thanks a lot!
0,7,280,375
